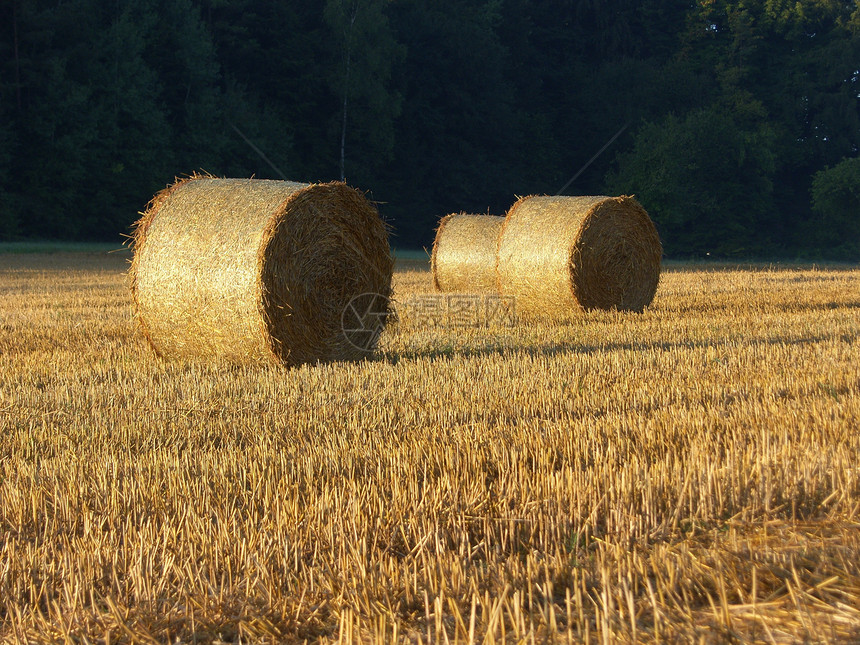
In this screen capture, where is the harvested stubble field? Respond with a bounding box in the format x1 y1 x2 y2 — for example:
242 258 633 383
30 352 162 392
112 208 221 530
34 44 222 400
1 251 859 644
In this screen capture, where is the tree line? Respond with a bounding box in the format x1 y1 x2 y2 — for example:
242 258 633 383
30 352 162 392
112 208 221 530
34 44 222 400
0 0 858 258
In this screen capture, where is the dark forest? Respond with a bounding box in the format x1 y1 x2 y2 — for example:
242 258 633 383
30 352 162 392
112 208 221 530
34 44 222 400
0 0 858 258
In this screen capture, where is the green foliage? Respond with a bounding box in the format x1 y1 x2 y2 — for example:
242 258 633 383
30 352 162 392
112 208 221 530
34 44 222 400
607 108 777 257
0 109 15 239
83 0 172 238
12 1 101 238
810 157 860 259
149 0 223 171
324 0 404 183
0 0 857 255
2 0 171 239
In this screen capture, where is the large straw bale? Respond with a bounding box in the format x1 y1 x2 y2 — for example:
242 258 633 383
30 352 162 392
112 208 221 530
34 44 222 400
497 195 661 317
130 176 392 366
431 213 504 292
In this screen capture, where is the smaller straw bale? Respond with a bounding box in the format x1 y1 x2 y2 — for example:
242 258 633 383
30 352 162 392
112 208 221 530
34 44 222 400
431 213 504 293
497 195 661 317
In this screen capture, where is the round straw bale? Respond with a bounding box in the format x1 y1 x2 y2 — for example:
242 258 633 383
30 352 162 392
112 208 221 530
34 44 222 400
432 213 504 292
130 176 392 366
497 195 661 317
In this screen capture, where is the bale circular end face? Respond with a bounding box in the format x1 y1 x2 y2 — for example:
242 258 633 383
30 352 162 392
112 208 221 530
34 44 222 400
129 177 393 366
497 195 661 317
431 213 504 293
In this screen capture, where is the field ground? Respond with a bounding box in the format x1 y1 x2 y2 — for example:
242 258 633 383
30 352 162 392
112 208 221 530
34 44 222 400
0 242 125 255
1 251 859 644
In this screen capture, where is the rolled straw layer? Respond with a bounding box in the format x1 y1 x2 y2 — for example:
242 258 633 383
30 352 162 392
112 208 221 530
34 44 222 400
497 195 661 317
130 176 392 366
432 213 504 292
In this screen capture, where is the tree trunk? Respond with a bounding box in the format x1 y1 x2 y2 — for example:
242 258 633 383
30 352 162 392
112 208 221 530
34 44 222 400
339 48 350 181
339 1 358 182
13 1 21 112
